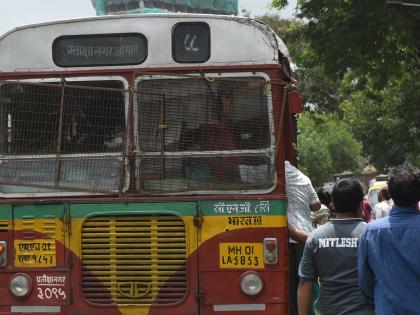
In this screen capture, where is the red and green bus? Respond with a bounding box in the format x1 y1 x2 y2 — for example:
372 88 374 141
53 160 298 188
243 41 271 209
0 14 302 315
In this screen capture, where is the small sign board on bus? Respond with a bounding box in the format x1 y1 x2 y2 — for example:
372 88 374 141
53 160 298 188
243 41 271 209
52 33 147 67
14 239 56 267
172 22 210 63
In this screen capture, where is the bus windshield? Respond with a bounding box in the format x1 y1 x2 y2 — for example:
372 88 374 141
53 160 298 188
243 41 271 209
0 74 275 196
0 79 126 194
136 75 274 193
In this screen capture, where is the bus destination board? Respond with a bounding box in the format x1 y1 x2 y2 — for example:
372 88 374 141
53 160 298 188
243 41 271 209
53 33 147 67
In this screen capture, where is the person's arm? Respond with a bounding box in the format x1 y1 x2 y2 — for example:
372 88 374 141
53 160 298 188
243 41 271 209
297 279 314 315
298 234 318 314
308 184 321 212
288 224 310 243
357 231 375 302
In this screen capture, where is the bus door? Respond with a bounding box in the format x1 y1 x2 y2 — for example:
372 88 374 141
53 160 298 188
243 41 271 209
69 202 200 315
11 204 70 313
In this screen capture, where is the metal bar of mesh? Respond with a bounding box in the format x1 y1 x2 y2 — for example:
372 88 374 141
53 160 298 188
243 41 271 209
54 81 66 187
159 94 166 180
134 72 287 86
118 89 131 194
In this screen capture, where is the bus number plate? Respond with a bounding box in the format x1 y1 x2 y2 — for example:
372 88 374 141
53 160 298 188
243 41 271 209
219 243 264 269
14 239 56 267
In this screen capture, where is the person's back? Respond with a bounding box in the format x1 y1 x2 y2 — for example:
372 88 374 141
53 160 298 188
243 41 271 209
285 161 319 235
358 164 420 315
298 179 374 315
306 220 371 314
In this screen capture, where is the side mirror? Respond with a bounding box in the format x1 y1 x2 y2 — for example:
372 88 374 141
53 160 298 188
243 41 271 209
288 90 303 114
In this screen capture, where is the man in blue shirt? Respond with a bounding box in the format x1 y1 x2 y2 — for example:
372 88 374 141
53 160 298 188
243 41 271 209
358 164 420 315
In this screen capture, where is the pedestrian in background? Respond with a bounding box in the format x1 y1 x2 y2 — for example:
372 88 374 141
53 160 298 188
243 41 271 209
372 188 392 220
362 200 372 223
298 179 374 315
285 160 321 315
358 164 420 315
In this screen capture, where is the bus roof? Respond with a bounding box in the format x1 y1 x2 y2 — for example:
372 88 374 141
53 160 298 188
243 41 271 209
0 14 290 72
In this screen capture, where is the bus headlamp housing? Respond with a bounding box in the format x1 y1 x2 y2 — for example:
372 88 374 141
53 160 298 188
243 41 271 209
10 274 32 298
240 272 263 296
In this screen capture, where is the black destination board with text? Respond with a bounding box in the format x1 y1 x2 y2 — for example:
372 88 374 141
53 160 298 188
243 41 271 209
53 33 147 67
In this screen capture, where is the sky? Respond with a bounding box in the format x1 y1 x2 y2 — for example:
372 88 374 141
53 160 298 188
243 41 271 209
239 0 297 17
0 0 297 36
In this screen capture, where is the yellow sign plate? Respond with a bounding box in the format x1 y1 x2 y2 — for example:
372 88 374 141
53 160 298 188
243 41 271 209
219 243 264 269
14 239 56 268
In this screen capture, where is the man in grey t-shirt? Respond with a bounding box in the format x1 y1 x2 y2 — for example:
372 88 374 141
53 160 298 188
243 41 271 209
297 179 374 315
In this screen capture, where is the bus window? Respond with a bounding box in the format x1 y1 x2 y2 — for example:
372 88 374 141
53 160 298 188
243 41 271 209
136 75 274 193
0 80 126 193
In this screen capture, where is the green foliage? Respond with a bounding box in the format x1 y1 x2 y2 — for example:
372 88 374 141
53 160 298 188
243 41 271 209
267 1 420 172
294 0 420 83
405 140 420 167
341 74 420 171
298 130 332 187
297 112 363 187
257 15 341 111
270 0 289 9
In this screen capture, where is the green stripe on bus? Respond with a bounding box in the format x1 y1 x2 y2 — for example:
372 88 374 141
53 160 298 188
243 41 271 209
0 204 12 220
2 200 287 219
13 205 65 220
69 202 198 217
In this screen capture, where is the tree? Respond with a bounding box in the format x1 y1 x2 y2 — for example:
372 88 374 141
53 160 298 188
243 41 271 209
271 0 420 83
269 1 420 170
257 15 342 112
297 112 363 187
341 73 420 171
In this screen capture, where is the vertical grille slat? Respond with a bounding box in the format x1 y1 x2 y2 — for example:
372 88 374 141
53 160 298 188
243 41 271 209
81 215 187 305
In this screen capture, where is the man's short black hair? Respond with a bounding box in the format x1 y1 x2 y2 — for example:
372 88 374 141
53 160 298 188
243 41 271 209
317 188 331 206
388 164 420 207
332 179 364 213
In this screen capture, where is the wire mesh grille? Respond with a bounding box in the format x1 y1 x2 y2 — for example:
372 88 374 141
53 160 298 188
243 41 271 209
136 75 275 193
81 215 187 305
0 75 276 194
0 80 126 193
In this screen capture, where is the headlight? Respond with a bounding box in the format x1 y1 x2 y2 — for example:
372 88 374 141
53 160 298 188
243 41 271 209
240 272 263 296
10 274 32 298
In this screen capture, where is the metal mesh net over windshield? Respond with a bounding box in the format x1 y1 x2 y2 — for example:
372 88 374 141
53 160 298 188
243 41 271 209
0 80 126 193
0 75 276 195
136 75 275 193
